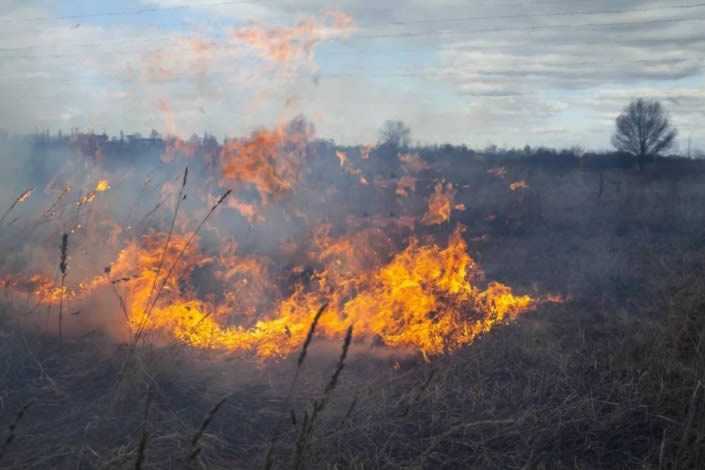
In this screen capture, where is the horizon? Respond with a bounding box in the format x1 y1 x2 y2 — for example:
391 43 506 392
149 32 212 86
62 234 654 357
2 125 700 157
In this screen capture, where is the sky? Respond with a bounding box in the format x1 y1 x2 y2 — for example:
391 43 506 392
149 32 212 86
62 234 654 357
0 0 703 151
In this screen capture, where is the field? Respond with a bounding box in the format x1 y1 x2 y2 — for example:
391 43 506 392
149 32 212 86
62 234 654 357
1 135 705 469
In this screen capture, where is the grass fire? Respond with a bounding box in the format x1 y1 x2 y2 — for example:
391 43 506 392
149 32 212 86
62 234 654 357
2 2 705 469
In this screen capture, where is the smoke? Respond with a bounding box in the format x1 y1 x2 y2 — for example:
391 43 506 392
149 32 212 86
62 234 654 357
0 115 540 359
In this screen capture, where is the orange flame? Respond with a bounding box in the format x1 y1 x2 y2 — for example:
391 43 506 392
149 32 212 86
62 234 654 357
220 119 313 205
422 182 458 226
233 11 354 66
115 226 535 358
510 180 529 191
17 188 33 203
336 151 368 185
400 153 429 174
95 180 111 192
7 225 535 360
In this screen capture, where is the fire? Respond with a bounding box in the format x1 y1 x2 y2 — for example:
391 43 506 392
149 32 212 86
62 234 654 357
126 225 534 358
5 223 535 360
422 182 458 225
17 188 33 203
95 180 111 192
226 197 263 224
336 151 368 185
510 180 529 191
2 272 110 306
400 153 429 174
233 11 354 66
0 116 544 362
396 176 417 198
220 118 313 205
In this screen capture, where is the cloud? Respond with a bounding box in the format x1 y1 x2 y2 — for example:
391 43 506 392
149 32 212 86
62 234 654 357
0 0 703 148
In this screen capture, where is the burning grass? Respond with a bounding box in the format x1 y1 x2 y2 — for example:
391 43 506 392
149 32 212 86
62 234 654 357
1 262 704 468
2 127 705 468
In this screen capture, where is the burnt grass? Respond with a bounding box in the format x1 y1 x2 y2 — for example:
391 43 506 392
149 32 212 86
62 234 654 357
2 160 705 469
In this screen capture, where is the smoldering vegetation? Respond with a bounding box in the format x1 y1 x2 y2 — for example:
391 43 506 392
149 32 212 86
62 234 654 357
1 127 705 469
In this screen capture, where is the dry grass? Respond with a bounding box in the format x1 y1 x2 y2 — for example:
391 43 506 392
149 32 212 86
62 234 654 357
1 247 705 469
1 163 705 469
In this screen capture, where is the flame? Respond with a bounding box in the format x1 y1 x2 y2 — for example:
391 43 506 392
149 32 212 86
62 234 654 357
17 188 33 203
396 176 417 198
219 119 313 205
510 180 529 191
422 182 457 226
336 151 368 185
233 11 354 66
400 153 429 174
226 197 263 224
95 180 111 192
2 272 110 305
6 225 535 360
78 192 97 206
115 226 535 358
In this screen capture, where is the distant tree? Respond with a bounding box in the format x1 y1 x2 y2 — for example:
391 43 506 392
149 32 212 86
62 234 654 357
612 98 677 170
378 120 411 148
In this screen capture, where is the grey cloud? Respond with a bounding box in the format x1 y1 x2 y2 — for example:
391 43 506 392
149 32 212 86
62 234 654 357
0 0 703 148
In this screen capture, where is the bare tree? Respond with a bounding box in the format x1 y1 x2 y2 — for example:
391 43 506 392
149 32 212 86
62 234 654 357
378 120 411 148
612 98 677 170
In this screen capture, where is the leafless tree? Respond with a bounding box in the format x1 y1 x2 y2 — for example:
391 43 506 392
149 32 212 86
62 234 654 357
379 120 411 148
612 98 677 170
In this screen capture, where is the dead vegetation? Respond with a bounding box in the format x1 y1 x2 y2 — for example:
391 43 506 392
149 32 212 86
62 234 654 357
1 241 704 469
2 149 705 468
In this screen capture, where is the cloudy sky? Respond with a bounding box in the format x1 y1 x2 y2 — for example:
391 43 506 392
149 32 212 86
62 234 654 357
1 0 704 150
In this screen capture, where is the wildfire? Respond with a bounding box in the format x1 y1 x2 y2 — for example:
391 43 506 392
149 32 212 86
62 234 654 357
5 223 536 360
3 217 539 360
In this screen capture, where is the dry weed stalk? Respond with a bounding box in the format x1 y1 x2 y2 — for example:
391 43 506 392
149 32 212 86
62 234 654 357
676 381 703 467
143 167 188 318
292 326 353 470
263 303 328 470
58 232 69 342
134 187 231 343
189 395 229 462
0 401 32 462
0 188 33 229
134 386 153 470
